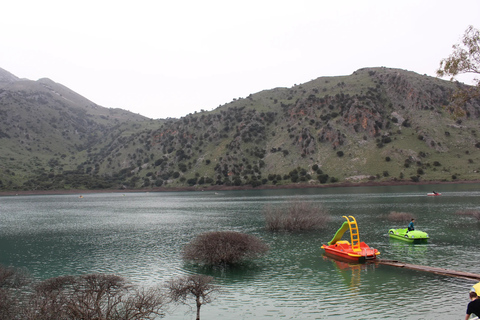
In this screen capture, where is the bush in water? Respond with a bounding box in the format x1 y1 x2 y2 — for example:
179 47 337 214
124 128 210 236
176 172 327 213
455 210 480 220
182 231 269 266
264 200 330 231
387 211 414 222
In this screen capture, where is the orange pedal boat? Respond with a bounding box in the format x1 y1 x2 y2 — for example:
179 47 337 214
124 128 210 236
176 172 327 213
321 215 380 263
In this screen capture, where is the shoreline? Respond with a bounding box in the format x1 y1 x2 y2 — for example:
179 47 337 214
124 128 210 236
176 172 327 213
1 179 478 197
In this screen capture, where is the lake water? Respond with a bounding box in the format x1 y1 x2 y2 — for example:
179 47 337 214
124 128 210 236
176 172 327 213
1 183 480 319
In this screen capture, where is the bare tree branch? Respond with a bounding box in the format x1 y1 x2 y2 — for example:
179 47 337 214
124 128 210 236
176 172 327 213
166 274 219 320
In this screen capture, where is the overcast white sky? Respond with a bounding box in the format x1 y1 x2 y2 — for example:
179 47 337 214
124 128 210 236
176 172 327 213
2 1 479 119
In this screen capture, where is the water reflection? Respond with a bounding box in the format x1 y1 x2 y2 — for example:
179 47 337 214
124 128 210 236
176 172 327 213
322 255 371 291
388 238 429 258
181 261 266 283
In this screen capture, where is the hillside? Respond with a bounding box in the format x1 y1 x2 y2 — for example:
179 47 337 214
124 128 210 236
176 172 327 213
0 67 157 190
1 67 480 192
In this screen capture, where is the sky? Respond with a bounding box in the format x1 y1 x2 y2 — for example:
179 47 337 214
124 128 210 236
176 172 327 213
1 1 480 119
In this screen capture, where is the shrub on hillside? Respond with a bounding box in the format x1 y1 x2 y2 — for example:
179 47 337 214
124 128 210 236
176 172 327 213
410 176 420 182
265 200 330 231
318 174 329 183
182 231 269 266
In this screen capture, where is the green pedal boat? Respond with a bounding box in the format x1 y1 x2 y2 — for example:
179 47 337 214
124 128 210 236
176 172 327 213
388 228 429 243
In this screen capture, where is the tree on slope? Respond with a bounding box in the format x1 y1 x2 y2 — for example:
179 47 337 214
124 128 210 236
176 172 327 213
437 25 480 115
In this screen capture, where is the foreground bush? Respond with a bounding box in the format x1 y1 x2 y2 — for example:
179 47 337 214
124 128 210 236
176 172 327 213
264 200 330 231
0 265 166 320
0 265 31 319
26 274 166 320
455 210 480 220
182 231 269 266
387 211 414 222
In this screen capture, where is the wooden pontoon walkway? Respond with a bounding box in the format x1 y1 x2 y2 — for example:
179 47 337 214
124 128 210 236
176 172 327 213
376 259 480 281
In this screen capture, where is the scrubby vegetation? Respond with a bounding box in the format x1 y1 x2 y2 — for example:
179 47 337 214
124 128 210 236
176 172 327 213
387 211 414 222
0 265 30 319
265 200 330 231
0 266 166 320
182 231 269 266
0 264 227 320
454 209 480 220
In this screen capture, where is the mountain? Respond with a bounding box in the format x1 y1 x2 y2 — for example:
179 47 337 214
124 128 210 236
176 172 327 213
0 68 155 190
0 67 19 83
1 67 479 192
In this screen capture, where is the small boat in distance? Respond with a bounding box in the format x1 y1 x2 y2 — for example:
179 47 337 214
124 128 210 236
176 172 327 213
427 191 441 196
321 216 380 263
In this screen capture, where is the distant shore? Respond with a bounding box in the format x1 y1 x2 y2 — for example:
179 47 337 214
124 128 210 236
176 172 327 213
1 179 479 197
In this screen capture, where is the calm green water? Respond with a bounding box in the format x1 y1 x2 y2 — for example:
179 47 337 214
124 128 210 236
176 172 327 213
1 183 480 319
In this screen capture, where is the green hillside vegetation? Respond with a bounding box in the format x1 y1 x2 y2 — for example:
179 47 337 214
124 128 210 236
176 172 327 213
1 66 479 192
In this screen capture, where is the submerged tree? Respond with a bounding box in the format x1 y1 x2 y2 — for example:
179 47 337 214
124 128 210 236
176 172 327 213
264 200 330 231
166 274 218 320
0 264 31 319
437 25 480 115
387 211 414 222
0 265 167 320
182 231 269 266
454 209 480 220
25 273 166 320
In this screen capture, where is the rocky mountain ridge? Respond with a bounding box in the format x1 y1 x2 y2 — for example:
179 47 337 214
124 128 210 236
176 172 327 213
1 66 479 191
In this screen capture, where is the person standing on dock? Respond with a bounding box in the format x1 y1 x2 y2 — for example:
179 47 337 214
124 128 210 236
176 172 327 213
465 291 480 320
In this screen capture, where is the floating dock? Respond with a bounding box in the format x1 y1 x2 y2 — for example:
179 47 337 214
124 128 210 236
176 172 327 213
376 259 480 281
